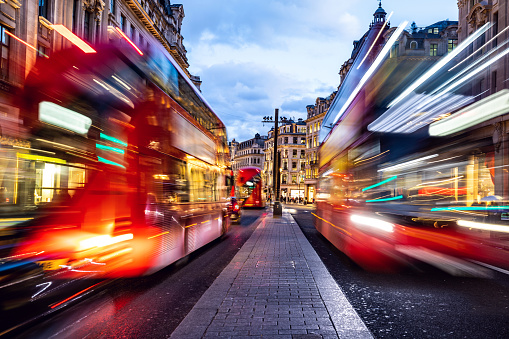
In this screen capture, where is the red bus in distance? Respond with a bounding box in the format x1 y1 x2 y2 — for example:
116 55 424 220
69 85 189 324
236 167 265 208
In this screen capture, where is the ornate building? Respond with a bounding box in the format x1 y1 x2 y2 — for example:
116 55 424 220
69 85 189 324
263 119 306 202
230 134 266 174
0 0 198 143
304 93 336 202
456 0 509 193
394 20 458 58
457 0 507 99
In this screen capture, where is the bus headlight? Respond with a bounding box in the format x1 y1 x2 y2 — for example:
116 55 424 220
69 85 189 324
350 214 394 233
77 233 133 251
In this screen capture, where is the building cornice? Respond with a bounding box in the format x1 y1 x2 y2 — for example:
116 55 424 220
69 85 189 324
125 0 191 77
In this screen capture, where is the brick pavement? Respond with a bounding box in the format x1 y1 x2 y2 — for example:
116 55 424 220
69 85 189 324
169 210 372 339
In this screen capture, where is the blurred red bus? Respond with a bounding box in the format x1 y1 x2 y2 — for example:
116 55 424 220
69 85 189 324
314 25 509 274
236 167 265 208
7 44 232 278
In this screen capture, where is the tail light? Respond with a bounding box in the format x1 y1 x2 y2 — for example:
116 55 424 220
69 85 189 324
233 203 240 211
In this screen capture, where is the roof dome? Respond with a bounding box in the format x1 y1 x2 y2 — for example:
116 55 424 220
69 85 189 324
372 1 386 25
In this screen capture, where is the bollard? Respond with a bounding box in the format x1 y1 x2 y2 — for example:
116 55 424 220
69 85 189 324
273 201 282 216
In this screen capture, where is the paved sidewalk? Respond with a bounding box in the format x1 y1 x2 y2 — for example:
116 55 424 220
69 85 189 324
170 211 372 339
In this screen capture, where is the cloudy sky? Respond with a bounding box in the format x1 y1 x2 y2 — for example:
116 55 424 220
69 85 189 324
178 0 459 142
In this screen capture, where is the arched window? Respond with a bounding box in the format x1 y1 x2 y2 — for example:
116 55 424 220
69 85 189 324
410 41 418 49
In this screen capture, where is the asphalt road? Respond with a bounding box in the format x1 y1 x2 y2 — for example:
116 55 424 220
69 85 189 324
9 205 509 338
288 204 509 339
9 208 266 339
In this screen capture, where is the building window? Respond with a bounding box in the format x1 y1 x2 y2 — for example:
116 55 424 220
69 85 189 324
300 138 305 144
301 150 305 158
433 27 439 34
84 10 92 42
72 0 79 32
410 41 417 49
430 43 438 56
293 137 297 144
131 24 135 39
293 150 297 156
292 162 297 170
390 42 399 58
282 174 287 184
493 12 499 48
110 0 116 14
121 14 126 32
37 44 47 58
491 71 497 94
448 39 457 53
428 28 432 34
292 175 297 184
284 137 288 144
0 26 9 80
39 0 49 19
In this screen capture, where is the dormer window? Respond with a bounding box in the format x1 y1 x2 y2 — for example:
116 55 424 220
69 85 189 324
410 41 418 49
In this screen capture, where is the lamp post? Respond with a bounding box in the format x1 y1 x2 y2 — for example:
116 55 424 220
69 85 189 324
262 109 288 216
298 170 303 203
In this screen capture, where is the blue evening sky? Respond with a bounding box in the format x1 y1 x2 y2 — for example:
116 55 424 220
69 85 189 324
178 0 459 141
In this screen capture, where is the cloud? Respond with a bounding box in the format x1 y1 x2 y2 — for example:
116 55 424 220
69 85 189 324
178 0 459 141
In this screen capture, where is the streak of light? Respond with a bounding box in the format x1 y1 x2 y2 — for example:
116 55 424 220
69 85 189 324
356 11 393 69
435 41 509 95
430 88 509 136
333 20 408 125
312 213 351 236
351 214 394 232
362 175 397 192
431 47 509 100
112 75 132 90
365 195 403 203
97 156 126 168
5 31 49 58
78 233 133 251
50 282 103 309
115 27 143 55
470 260 509 275
2 251 44 260
148 231 169 239
32 282 52 299
414 176 464 187
388 22 492 108
354 150 390 164
98 247 132 262
449 25 509 72
96 143 125 154
378 154 439 172
50 25 96 53
457 219 509 233
431 206 509 211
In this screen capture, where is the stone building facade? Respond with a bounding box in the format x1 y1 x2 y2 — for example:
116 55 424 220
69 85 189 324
456 0 509 195
263 119 306 202
304 93 336 202
0 0 196 143
457 0 507 99
230 133 266 174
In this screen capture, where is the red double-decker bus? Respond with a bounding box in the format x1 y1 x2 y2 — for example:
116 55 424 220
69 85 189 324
6 43 232 279
236 167 265 208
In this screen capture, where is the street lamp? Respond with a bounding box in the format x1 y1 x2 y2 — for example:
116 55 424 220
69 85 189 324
298 170 304 203
262 109 288 216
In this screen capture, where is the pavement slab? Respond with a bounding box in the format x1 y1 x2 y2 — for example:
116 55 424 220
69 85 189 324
169 210 373 338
